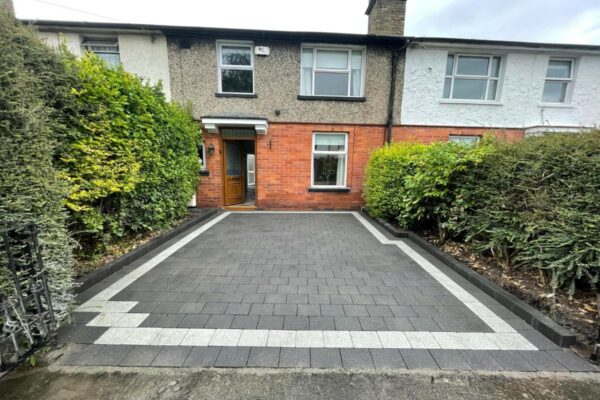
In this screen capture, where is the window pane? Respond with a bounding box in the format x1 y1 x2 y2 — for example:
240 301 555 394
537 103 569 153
226 142 242 176
351 50 362 69
546 60 571 78
221 46 251 66
487 80 498 100
315 134 345 151
446 54 454 75
314 72 349 96
452 78 486 100
443 78 452 98
96 52 120 66
221 69 253 93
301 68 313 95
302 48 313 67
316 50 349 69
542 81 568 102
313 154 345 186
198 143 205 169
350 69 362 96
491 57 501 77
456 56 489 76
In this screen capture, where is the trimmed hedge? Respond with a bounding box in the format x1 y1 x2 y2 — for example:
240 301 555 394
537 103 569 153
58 54 201 254
0 7 74 315
364 131 600 295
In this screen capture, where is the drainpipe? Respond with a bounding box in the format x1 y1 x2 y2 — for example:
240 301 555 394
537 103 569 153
385 39 411 144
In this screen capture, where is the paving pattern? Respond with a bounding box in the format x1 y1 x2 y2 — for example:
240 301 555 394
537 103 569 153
57 212 597 372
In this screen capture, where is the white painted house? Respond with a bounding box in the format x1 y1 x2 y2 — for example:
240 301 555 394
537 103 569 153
32 21 171 100
401 39 600 137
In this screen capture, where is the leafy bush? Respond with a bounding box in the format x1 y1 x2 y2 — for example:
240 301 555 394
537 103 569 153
364 139 493 236
0 7 73 314
453 131 600 293
58 54 201 254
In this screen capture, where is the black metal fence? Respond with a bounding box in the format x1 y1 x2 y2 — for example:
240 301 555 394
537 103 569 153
0 224 55 372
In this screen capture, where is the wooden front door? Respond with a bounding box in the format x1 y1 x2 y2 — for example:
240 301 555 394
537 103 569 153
223 140 245 205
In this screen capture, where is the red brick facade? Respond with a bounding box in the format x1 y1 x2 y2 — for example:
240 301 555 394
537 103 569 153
196 123 525 210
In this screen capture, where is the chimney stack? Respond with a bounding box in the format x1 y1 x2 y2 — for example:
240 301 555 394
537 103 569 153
366 0 407 36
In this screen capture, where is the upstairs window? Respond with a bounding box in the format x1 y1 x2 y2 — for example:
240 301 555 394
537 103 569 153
444 54 501 101
218 42 254 94
301 46 365 97
81 36 120 66
542 59 574 103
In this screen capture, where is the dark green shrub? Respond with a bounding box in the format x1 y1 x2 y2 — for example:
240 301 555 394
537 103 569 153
0 7 73 314
58 54 201 254
364 139 493 237
454 131 600 293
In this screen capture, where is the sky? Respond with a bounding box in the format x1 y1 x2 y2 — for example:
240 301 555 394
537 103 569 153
13 0 600 45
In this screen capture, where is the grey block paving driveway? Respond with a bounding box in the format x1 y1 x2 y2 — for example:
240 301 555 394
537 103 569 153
58 212 597 372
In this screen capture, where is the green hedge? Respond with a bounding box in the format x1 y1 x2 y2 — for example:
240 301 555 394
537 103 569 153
364 131 600 295
58 54 201 254
0 8 74 314
364 139 493 234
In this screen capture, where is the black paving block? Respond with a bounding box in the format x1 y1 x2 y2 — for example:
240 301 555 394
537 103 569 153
258 316 284 330
215 347 251 367
518 351 568 372
178 314 209 329
370 349 407 369
231 315 260 329
334 316 362 331
311 348 342 368
489 350 537 372
460 350 504 371
400 349 439 370
547 350 597 372
279 348 311 368
58 344 105 366
58 326 108 344
309 317 335 330
183 347 221 367
341 349 375 369
150 346 191 367
119 346 161 366
247 347 281 367
430 350 471 370
204 314 235 329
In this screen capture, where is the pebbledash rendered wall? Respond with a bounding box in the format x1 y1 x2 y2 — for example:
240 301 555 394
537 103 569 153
37 30 172 100
167 38 403 124
401 44 600 129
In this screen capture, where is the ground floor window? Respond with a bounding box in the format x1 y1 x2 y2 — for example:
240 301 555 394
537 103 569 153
312 133 347 187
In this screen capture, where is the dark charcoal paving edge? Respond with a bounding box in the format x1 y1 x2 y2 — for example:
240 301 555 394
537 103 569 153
359 208 577 348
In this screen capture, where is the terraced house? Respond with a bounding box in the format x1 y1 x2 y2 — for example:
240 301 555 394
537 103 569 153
29 0 600 210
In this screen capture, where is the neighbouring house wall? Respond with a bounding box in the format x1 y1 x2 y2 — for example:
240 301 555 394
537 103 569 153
393 125 525 143
36 30 171 100
401 46 600 128
168 38 404 124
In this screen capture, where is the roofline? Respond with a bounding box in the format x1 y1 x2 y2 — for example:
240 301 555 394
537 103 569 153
365 0 376 15
411 37 600 52
22 19 410 46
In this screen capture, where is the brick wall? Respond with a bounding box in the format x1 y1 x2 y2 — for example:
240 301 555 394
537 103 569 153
367 0 406 36
195 123 526 209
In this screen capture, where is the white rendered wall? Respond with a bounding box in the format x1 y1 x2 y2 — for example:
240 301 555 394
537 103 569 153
36 30 170 100
401 46 600 128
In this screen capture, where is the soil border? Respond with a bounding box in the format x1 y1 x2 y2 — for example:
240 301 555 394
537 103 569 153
360 208 577 347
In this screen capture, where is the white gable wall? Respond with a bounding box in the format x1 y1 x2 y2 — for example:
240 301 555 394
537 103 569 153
36 30 171 100
401 45 600 129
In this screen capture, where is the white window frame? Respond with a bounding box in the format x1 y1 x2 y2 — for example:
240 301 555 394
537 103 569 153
542 58 575 104
198 141 207 171
80 35 120 65
217 40 255 95
444 53 502 102
300 44 366 97
311 132 348 188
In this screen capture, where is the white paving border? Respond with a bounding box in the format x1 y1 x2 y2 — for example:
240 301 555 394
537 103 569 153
75 211 536 351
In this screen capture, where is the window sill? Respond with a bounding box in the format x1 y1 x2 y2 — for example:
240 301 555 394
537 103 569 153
538 102 574 109
200 170 210 177
298 95 366 102
439 99 503 106
308 187 351 193
215 93 257 99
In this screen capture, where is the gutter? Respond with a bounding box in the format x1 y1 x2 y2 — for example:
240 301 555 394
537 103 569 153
385 39 411 144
